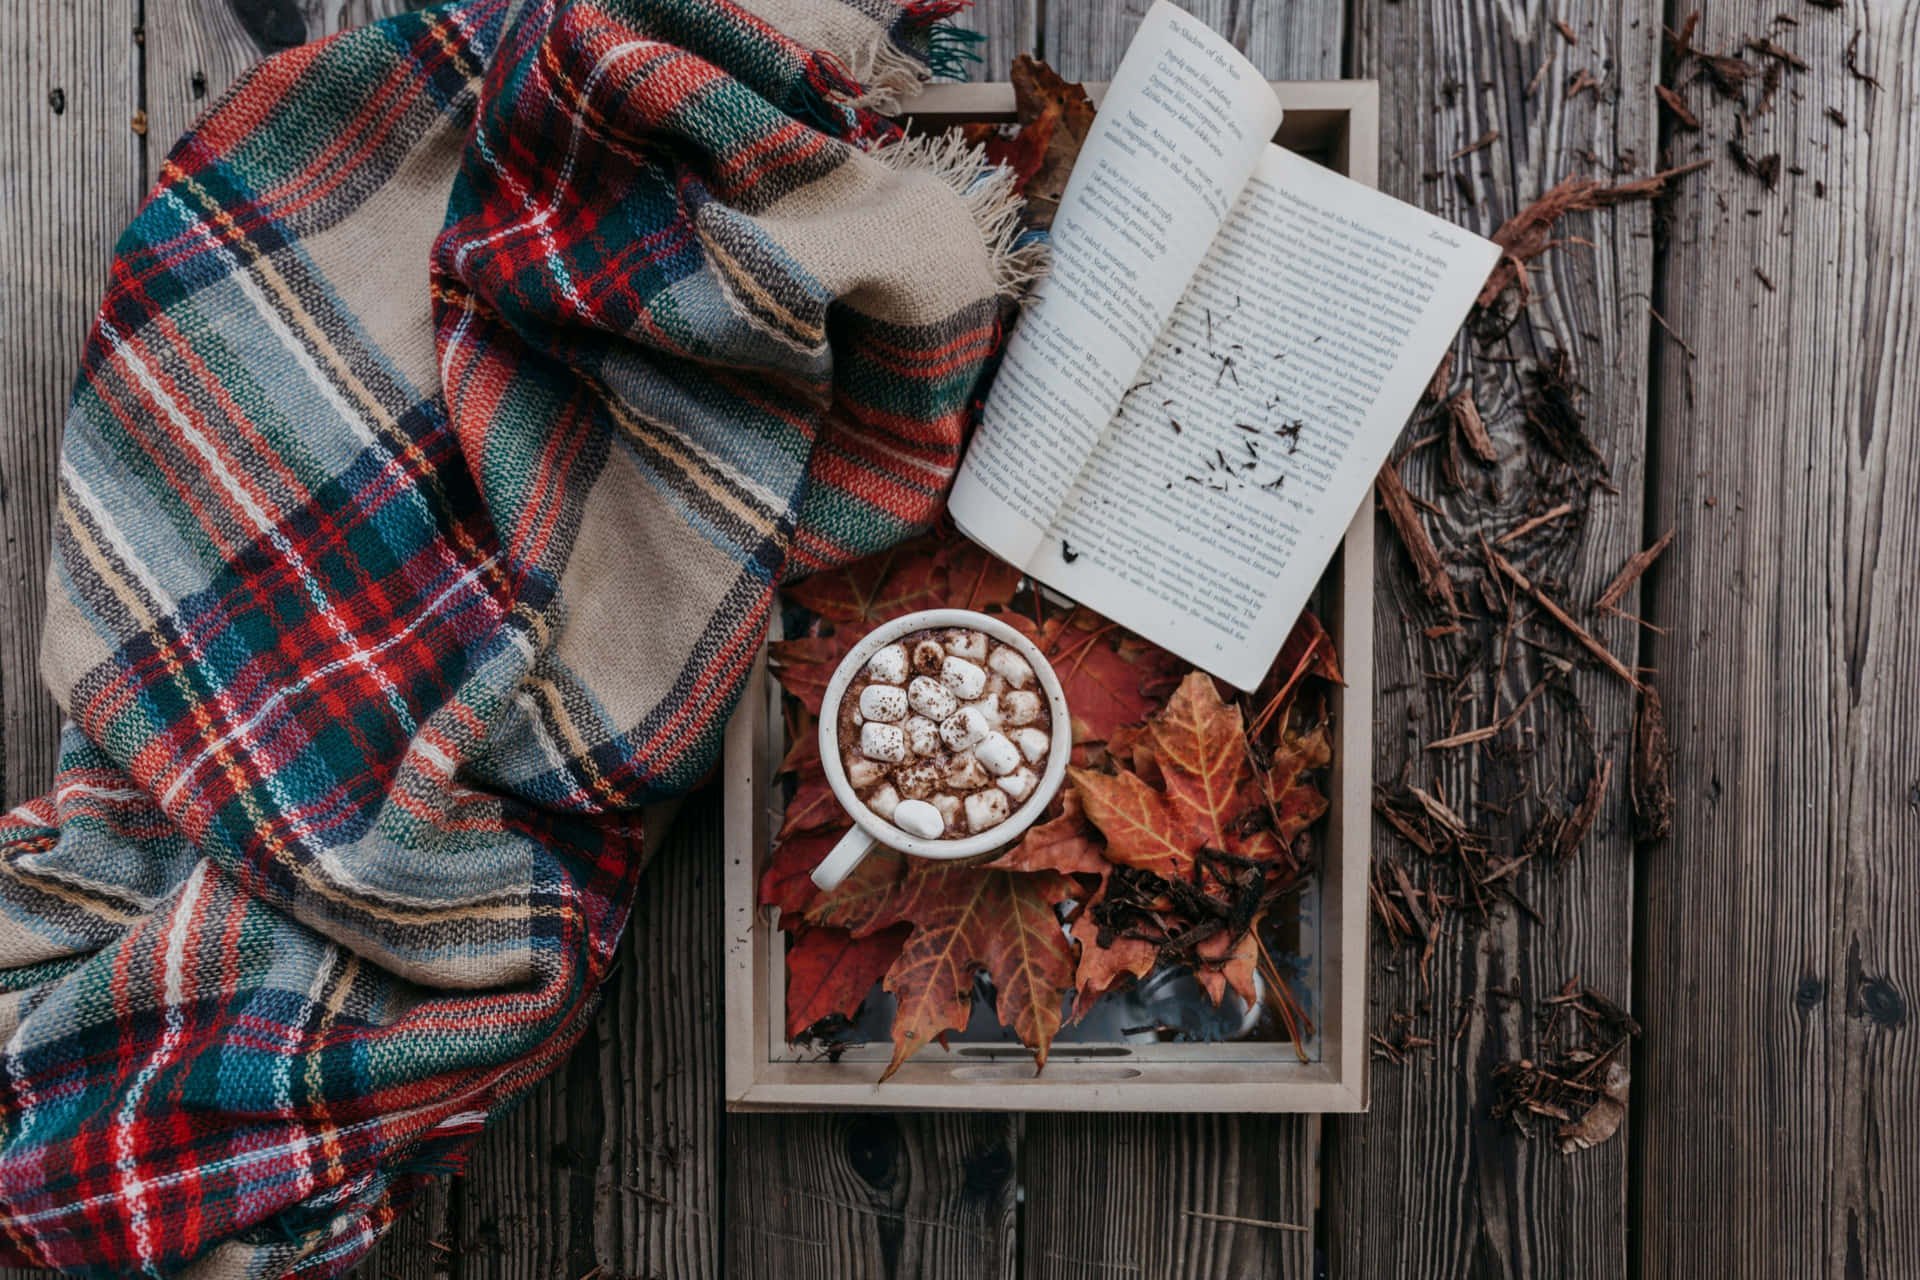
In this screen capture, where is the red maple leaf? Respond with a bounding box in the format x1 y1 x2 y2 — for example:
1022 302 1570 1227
1004 608 1182 746
758 826 848 919
767 634 854 717
808 859 1077 1078
783 923 911 1041
782 536 949 626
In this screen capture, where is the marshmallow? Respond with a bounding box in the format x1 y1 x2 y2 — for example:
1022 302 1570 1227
997 767 1038 802
847 757 886 788
912 639 946 675
892 798 946 839
987 646 1035 688
866 643 909 685
930 793 962 831
860 722 906 763
941 656 987 700
895 762 940 799
903 715 939 757
946 752 989 790
939 706 989 752
908 676 958 721
865 784 901 820
944 629 988 662
859 683 908 723
965 696 1002 730
964 788 1011 832
975 732 1021 776
1003 690 1043 726
1011 727 1050 763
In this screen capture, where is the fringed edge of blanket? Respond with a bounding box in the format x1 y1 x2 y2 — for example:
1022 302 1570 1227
869 129 1049 297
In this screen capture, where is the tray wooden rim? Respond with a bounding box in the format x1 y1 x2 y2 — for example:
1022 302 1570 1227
721 79 1377 1113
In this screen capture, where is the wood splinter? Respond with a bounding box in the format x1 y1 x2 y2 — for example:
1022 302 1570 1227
1377 464 1459 617
1490 550 1645 690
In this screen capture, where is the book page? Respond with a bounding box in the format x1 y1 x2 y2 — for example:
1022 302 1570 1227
948 1 1281 568
1028 144 1502 688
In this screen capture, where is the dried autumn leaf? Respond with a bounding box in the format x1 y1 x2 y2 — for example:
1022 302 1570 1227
810 861 1076 1078
1557 1056 1630 1153
1008 54 1096 229
758 825 848 919
775 770 842 840
985 788 1107 878
960 110 1057 190
1254 611 1342 735
939 538 1024 613
1070 766 1203 879
1263 717 1334 847
783 535 948 626
1005 609 1181 745
784 923 911 1041
767 633 853 716
777 725 821 777
1069 878 1158 1013
1194 926 1260 1008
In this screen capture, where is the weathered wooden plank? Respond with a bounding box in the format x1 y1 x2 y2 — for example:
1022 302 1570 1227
1041 0 1343 85
998 8 1339 1278
0 2 140 1275
352 1179 452 1280
0 0 144 809
1323 0 1660 1275
946 0 1034 81
1022 1114 1315 1278
455 793 722 1280
725 1112 1019 1278
1636 4 1920 1276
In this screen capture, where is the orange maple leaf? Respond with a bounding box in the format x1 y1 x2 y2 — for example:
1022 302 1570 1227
1071 672 1284 878
1068 878 1158 1014
985 789 1108 878
808 860 1076 1078
783 535 950 626
1194 925 1260 1009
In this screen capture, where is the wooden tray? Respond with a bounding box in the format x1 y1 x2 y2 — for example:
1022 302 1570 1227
722 80 1377 1112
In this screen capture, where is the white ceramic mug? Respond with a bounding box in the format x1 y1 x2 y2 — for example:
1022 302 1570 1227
810 608 1073 892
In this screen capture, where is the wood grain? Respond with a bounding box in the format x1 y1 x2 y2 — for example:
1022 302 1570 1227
0 0 143 808
1022 1114 1315 1278
1041 0 1343 86
1636 2 1920 1275
946 0 1035 81
725 1112 1019 1279
1324 1 1659 1276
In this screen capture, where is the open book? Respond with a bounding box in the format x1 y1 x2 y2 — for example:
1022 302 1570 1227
949 1 1499 689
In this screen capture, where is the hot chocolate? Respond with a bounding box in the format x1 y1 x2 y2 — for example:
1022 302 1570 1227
838 626 1053 840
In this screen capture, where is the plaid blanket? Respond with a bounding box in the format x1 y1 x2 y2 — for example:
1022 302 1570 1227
0 0 1026 1273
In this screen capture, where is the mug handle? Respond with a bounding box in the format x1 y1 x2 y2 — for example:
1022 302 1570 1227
810 826 877 893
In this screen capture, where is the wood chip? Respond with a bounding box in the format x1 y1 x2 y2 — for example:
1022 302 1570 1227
1845 30 1881 91
1491 551 1645 690
1592 528 1675 613
1656 83 1700 130
1555 758 1613 858
1377 464 1459 616
1479 160 1712 308
1423 349 1455 405
1450 129 1499 161
1558 1056 1630 1153
1744 37 1806 70
1553 17 1577 45
1447 389 1498 464
1632 686 1674 842
1754 266 1776 292
1496 501 1576 546
1565 69 1601 99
